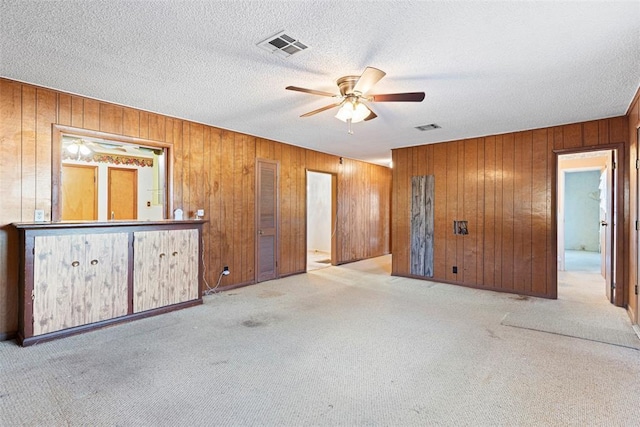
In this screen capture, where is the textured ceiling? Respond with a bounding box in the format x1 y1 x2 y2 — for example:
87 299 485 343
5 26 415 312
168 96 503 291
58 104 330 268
1 1 639 165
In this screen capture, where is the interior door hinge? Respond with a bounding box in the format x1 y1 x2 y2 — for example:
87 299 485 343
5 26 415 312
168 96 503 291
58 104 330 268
636 159 639 169
31 290 35 301
612 161 616 170
636 220 638 231
635 285 638 295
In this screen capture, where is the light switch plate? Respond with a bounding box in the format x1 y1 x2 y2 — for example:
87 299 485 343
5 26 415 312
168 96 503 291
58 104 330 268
34 209 45 222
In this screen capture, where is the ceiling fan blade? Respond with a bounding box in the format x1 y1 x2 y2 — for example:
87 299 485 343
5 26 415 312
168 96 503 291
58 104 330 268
300 103 342 117
353 67 386 94
369 92 425 102
364 108 377 121
286 86 337 97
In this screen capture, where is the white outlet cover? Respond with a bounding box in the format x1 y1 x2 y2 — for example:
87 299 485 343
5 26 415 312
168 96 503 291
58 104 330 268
34 210 45 222
197 209 204 217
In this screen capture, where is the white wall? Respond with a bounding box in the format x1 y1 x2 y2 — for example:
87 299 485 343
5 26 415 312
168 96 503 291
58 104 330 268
564 170 600 251
307 171 332 253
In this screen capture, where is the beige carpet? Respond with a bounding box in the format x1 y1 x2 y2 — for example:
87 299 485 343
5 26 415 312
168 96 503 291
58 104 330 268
502 269 640 350
1 255 639 426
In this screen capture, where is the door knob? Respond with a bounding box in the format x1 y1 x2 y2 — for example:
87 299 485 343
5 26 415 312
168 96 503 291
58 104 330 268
258 230 263 235
600 221 608 226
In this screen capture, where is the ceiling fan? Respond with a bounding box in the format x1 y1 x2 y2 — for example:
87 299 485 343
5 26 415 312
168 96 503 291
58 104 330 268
286 66 425 133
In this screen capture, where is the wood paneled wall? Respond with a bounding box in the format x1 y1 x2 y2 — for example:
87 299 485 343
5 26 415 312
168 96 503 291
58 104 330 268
392 117 629 302
0 78 391 337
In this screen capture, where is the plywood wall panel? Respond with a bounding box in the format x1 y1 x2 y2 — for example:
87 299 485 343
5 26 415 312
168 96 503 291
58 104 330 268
139 111 150 139
563 123 583 149
609 116 627 143
493 135 504 288
83 98 100 131
148 114 166 142
482 136 496 286
0 79 23 335
598 120 610 145
21 86 37 222
122 107 140 137
71 96 84 128
583 121 599 147
463 139 478 285
392 116 630 301
99 103 123 135
35 89 56 219
242 135 256 282
57 94 72 126
445 142 458 282
531 129 549 295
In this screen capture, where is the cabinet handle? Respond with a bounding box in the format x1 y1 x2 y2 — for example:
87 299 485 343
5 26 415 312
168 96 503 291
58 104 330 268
160 253 166 258
90 259 99 265
172 251 178 256
71 261 80 267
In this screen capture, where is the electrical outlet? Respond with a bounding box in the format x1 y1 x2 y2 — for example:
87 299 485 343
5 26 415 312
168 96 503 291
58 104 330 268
34 209 45 222
196 209 204 217
452 266 458 274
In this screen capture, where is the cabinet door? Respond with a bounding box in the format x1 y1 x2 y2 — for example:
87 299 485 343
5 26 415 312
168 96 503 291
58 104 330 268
133 230 166 312
168 228 199 303
33 233 131 336
133 228 199 312
83 233 129 324
33 235 85 335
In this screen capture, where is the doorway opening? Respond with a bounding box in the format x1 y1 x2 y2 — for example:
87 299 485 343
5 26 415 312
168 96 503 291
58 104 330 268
557 149 616 304
306 171 337 271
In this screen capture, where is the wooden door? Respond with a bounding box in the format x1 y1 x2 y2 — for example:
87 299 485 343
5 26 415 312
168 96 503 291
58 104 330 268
61 164 98 220
108 167 137 220
604 150 615 303
256 159 279 282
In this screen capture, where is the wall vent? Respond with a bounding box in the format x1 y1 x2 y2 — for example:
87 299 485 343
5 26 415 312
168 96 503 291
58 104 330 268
415 124 441 131
257 31 309 59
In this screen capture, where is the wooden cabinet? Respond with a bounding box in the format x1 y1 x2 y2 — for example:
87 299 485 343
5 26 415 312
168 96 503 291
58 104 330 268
14 220 204 346
32 233 129 335
133 229 199 312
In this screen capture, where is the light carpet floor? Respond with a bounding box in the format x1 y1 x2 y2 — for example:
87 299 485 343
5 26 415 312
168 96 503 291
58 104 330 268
1 255 639 426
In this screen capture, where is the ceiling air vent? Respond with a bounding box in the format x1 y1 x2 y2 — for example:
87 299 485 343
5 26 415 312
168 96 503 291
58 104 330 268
415 123 441 131
257 31 309 59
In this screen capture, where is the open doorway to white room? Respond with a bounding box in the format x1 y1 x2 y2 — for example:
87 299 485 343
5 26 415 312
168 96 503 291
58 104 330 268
557 149 616 304
306 171 336 271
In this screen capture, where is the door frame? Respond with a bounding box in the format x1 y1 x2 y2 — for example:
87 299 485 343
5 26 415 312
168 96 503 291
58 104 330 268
255 158 280 283
554 144 625 306
305 169 338 267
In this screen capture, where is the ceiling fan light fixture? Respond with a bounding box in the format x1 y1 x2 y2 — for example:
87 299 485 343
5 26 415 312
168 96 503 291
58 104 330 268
335 102 353 122
335 101 370 124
